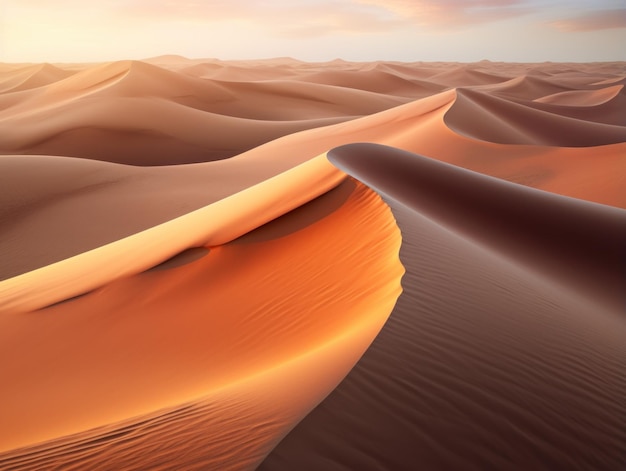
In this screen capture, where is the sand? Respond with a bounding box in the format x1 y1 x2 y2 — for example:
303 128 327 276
0 58 624 470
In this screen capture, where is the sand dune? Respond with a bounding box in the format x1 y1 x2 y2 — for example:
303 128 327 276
427 63 511 87
445 87 626 146
0 178 403 469
0 60 408 163
292 68 445 98
527 86 626 125
0 153 348 312
330 144 625 312
0 59 624 470
534 83 623 106
0 97 349 164
0 63 75 93
261 144 625 471
483 74 575 100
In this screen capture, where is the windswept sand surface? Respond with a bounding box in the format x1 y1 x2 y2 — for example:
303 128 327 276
1 58 625 470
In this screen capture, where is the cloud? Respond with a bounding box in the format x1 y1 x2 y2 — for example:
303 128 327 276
269 3 405 38
352 0 535 29
113 0 402 36
549 8 626 32
3 0 541 40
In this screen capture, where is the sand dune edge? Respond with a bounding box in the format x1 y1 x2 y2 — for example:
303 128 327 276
260 143 625 471
0 153 345 313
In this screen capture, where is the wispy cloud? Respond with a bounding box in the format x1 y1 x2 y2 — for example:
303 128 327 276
113 0 402 37
269 3 404 38
5 0 626 63
549 8 626 32
353 0 535 29
106 0 536 35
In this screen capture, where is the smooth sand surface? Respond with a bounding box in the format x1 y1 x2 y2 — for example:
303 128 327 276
0 179 403 468
1 58 624 470
262 148 625 470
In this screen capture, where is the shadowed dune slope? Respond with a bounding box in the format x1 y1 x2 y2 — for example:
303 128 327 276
261 143 626 471
534 84 623 106
291 69 445 98
445 88 626 146
0 97 347 165
483 74 575 100
1 60 625 164
0 60 406 163
329 144 625 312
427 64 511 87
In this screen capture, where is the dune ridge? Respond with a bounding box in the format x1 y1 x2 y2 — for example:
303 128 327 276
445 87 626 146
330 144 625 312
261 143 626 471
0 178 404 469
0 153 344 313
534 84 623 106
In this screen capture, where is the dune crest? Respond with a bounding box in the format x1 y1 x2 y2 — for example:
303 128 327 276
534 84 623 106
0 154 344 313
445 88 626 146
262 143 626 471
329 144 625 312
0 178 404 469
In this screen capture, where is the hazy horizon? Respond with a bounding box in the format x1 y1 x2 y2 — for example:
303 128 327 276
2 0 625 63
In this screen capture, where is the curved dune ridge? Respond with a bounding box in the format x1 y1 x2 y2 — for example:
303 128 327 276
445 87 626 146
0 177 404 469
0 153 346 313
533 84 623 106
0 59 625 470
261 144 625 471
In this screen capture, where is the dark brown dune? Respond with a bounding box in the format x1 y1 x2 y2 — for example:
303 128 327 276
328 144 626 312
261 143 626 471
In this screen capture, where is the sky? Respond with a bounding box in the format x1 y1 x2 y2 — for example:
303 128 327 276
1 0 625 63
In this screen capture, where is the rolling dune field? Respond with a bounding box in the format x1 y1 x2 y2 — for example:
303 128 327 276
0 58 624 470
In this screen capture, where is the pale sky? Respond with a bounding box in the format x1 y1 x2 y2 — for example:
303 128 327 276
1 0 625 63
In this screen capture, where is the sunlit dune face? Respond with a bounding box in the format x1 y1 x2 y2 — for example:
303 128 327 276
0 180 403 469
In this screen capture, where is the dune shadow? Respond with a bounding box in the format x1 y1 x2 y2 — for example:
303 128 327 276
39 291 93 310
147 247 210 272
233 179 356 245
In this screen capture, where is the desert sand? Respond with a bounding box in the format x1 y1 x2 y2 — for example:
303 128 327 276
0 58 624 470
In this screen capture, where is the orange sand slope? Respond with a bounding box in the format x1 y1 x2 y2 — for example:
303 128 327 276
0 179 403 469
0 154 346 312
0 59 625 470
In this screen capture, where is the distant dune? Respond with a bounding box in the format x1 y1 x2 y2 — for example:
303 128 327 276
0 58 624 470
